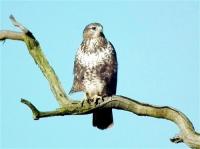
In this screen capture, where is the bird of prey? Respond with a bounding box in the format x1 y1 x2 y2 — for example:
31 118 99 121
69 23 118 130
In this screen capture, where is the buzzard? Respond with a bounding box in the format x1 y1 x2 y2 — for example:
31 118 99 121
70 23 118 129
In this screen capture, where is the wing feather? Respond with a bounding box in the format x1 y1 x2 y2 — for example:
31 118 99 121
69 47 85 94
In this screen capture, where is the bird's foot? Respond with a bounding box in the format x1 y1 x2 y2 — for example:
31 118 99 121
93 95 104 105
81 98 95 107
84 95 104 106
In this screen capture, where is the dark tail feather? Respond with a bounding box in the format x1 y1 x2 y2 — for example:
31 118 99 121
93 108 113 130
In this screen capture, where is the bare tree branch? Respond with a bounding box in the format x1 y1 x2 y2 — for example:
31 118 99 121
4 15 70 106
0 30 24 41
1 15 200 149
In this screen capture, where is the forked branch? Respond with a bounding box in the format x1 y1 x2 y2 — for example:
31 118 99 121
1 15 199 148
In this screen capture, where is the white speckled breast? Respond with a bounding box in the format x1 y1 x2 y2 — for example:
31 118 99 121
76 39 112 69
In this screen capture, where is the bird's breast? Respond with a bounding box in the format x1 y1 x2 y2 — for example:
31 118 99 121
76 47 112 69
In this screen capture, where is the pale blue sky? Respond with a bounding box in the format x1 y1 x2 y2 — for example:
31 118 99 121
1 0 199 149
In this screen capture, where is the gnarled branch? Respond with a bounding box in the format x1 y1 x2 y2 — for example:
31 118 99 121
1 15 200 149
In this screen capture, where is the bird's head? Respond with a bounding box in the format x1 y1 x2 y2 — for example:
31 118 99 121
83 23 105 39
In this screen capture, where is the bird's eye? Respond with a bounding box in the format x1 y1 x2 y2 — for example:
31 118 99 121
91 27 96 30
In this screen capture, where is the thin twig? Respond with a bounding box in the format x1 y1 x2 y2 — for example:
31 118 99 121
9 15 29 33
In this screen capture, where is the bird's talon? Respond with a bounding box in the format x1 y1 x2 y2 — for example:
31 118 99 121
89 99 94 103
81 100 85 107
84 98 95 105
94 96 104 105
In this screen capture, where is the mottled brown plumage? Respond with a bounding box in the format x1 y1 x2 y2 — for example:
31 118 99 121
70 23 117 129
